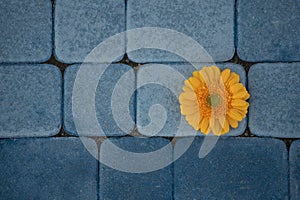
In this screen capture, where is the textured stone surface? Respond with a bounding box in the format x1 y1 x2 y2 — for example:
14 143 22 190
127 0 235 63
237 0 300 62
290 140 300 200
174 137 288 199
64 64 135 136
55 0 125 63
0 0 52 62
248 63 300 138
137 63 247 136
0 64 62 138
0 138 98 200
100 137 172 200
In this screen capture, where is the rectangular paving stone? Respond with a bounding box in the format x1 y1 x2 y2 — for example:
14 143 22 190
248 63 300 138
55 0 125 63
237 0 300 62
100 137 172 200
290 140 300 200
0 0 52 62
64 64 135 136
127 0 235 63
0 137 98 200
0 64 62 138
174 137 288 199
137 63 247 136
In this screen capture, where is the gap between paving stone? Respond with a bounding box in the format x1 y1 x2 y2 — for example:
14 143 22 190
43 50 297 152
39 2 295 161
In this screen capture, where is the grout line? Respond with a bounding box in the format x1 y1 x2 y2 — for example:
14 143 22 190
171 146 175 200
51 0 55 57
7 0 295 152
234 0 238 52
97 142 100 200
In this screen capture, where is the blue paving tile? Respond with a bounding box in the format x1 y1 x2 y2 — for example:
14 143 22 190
55 0 125 63
127 0 235 63
248 63 300 138
0 0 52 62
100 137 172 200
0 64 62 138
0 137 98 200
64 64 135 136
290 140 300 200
137 63 247 136
237 0 300 62
174 137 288 199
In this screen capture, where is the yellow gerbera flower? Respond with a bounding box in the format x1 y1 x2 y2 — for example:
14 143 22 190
179 66 250 136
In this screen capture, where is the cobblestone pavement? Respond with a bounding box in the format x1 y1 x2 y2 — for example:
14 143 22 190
0 0 299 199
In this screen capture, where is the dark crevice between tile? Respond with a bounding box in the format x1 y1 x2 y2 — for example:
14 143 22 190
233 0 238 51
282 138 298 152
97 140 100 200
45 53 70 137
44 53 70 73
171 151 175 200
52 126 72 137
238 127 256 137
115 53 141 69
280 138 296 200
43 0 70 137
228 51 256 74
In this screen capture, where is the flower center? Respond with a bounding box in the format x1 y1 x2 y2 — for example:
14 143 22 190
206 94 221 108
195 84 230 118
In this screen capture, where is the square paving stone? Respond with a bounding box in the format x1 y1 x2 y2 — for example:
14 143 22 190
64 64 135 136
55 0 125 63
174 137 288 200
237 0 300 62
0 64 62 138
100 137 172 200
248 63 300 138
290 140 300 200
0 0 52 62
0 137 98 200
137 63 247 137
127 0 235 63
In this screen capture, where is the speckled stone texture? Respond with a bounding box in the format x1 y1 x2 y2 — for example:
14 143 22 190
174 137 288 199
248 63 300 138
0 64 62 138
0 138 98 200
237 0 300 62
100 137 172 200
0 0 52 62
290 140 300 200
64 64 135 136
137 63 247 136
55 0 125 63
127 0 235 63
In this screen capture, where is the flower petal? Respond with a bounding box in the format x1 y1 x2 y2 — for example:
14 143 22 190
227 72 240 86
199 67 212 85
188 77 202 89
211 66 221 80
200 117 209 134
221 68 231 83
186 111 200 129
179 91 196 102
210 117 222 136
228 108 243 121
221 118 230 134
231 99 249 108
232 88 250 100
180 104 198 115
230 83 244 94
227 115 238 128
183 85 193 92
